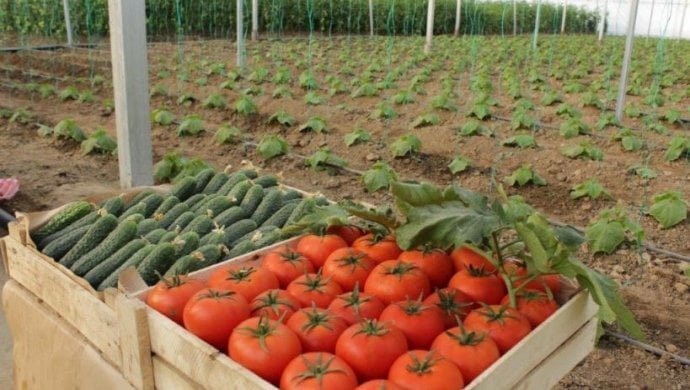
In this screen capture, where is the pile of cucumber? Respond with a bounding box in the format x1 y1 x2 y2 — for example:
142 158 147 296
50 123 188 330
30 168 324 290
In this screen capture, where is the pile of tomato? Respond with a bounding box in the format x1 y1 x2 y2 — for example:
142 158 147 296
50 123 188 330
146 226 561 390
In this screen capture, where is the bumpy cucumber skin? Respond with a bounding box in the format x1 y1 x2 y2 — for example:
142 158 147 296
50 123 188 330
37 211 99 249
223 219 259 247
231 225 276 247
253 175 279 188
285 198 316 226
253 229 283 249
140 193 164 217
237 169 258 179
71 219 138 276
261 202 298 228
226 180 252 205
182 193 206 209
157 203 190 229
239 184 264 216
281 190 303 203
97 244 155 290
83 239 147 287
42 225 91 261
136 219 160 236
59 214 119 268
217 173 248 196
153 196 180 216
181 215 214 236
199 229 226 246
32 201 93 242
136 243 177 285
122 214 145 225
202 173 229 194
250 188 283 226
159 231 178 243
194 168 216 193
213 206 248 228
125 190 155 210
190 194 218 213
170 176 197 201
227 240 255 258
168 211 196 232
164 244 223 276
100 196 126 217
144 228 167 244
118 202 147 222
172 231 200 258
202 196 233 218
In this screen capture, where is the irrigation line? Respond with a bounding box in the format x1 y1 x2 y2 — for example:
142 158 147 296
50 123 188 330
605 330 690 366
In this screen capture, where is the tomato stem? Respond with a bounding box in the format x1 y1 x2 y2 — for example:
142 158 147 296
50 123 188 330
490 231 518 309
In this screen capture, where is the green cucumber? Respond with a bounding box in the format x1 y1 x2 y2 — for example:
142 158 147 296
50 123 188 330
201 196 233 218
159 231 178 243
126 190 155 210
140 193 164 216
157 203 190 229
168 211 196 232
136 219 160 236
314 196 330 206
237 168 258 179
83 239 147 287
36 210 101 249
99 196 126 217
213 206 248 228
199 227 227 246
171 231 200 258
202 173 229 194
261 202 298 228
253 175 279 188
181 215 214 236
285 198 316 226
42 225 91 261
164 244 225 277
250 188 283 226
170 176 197 201
183 193 206 209
190 194 218 213
194 168 216 193
71 219 138 276
226 180 252 205
239 184 264 216
118 202 147 222
224 219 258 247
97 244 155 290
32 201 93 242
253 229 283 249
231 225 275 247
59 214 118 268
136 243 177 285
153 196 180 216
122 214 145 225
227 240 255 258
217 173 248 195
281 190 303 203
144 228 167 244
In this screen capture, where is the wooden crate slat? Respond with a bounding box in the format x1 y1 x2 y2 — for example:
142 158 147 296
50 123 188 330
514 318 598 389
152 357 203 390
468 290 598 389
4 236 123 368
115 291 155 389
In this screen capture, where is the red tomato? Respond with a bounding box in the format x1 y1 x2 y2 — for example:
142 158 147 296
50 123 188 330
463 305 532 353
448 267 506 305
328 225 366 246
352 234 402 264
261 245 315 288
500 290 558 327
356 380 404 390
397 248 454 288
228 317 302 384
431 326 500 383
146 275 205 325
388 350 464 390
379 299 446 349
208 265 280 302
287 273 343 308
423 288 475 329
323 247 376 291
364 260 431 305
182 288 250 350
250 289 301 322
335 319 409 381
297 234 348 268
450 246 496 273
328 286 386 325
281 352 358 390
502 261 561 294
287 307 349 353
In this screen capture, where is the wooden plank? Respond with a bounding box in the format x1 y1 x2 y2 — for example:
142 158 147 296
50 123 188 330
424 0 435 53
146 308 274 390
107 0 154 188
468 290 598 389
0 238 8 273
116 293 155 389
4 236 122 367
514 318 598 389
153 357 202 390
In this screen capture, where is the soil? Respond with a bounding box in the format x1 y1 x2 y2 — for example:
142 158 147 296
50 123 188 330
1 36 689 388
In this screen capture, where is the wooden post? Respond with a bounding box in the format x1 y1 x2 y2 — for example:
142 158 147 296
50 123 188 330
369 0 374 36
251 0 258 41
532 0 542 50
454 0 462 37
513 0 518 36
425 0 436 53
107 0 153 188
647 0 656 37
681 0 688 39
615 0 640 121
237 0 245 67
561 0 567 33
62 0 73 46
598 0 607 42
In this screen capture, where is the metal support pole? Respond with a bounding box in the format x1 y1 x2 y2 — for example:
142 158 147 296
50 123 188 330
251 0 258 41
532 0 542 50
513 0 518 35
598 0 607 41
369 0 375 36
647 0 656 37
615 0 640 121
237 0 245 67
62 0 73 46
561 0 568 33
425 0 436 53
455 0 462 37
679 0 688 39
107 0 153 188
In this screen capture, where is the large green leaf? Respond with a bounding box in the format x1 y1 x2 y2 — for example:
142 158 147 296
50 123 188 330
649 191 687 228
585 219 625 254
